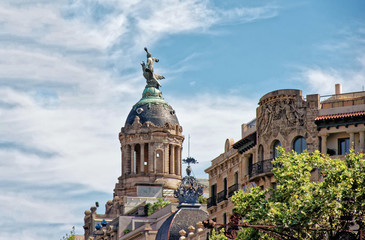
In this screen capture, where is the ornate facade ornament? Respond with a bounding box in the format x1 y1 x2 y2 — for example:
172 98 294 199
258 97 306 139
174 166 203 206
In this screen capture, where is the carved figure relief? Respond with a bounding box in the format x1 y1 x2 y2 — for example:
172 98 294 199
258 98 306 139
105 200 113 215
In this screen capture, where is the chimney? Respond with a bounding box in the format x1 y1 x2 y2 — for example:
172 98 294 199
335 83 342 95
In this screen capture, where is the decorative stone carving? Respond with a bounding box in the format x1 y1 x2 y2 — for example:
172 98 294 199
174 166 204 205
105 200 113 215
179 229 187 240
258 97 306 142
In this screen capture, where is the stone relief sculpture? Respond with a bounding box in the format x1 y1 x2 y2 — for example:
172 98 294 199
105 200 113 215
258 104 273 136
258 98 306 138
141 47 165 89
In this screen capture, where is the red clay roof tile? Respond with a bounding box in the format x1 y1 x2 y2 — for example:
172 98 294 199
315 111 365 121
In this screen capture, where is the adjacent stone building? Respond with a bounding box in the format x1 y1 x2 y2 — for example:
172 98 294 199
205 84 365 225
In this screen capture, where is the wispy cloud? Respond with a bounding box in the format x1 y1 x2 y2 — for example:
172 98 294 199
217 5 278 25
0 180 110 240
295 25 365 95
171 93 257 166
0 0 278 238
299 60 365 95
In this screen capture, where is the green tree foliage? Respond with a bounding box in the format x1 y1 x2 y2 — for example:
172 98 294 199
123 228 132 234
199 196 208 204
60 226 75 240
231 149 365 239
145 198 170 216
209 228 228 240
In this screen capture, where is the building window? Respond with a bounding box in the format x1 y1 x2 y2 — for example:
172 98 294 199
258 145 264 161
223 177 227 196
338 138 350 155
234 172 238 185
293 137 307 154
272 140 281 159
248 155 253 177
223 212 227 225
211 184 217 201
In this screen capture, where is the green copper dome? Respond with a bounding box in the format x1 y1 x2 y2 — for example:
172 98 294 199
125 48 179 127
125 86 179 127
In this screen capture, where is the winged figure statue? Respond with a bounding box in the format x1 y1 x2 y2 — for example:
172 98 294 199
141 47 165 88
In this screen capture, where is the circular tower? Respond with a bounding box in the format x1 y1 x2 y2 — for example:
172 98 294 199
114 48 184 197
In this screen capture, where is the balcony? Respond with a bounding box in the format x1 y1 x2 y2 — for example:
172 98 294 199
207 197 217 208
249 159 273 179
228 183 238 198
217 190 227 203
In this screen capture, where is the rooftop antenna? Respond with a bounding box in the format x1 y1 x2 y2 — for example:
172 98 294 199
182 134 198 166
188 134 191 158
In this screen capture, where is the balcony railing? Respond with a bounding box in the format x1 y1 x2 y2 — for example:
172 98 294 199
207 197 217 208
249 159 273 178
217 190 227 203
228 183 238 198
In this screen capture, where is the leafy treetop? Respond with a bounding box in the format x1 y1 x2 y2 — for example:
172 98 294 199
230 149 365 240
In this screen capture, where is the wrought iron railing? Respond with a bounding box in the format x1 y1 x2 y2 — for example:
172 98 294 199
249 159 273 178
228 183 238 198
217 190 227 203
207 197 217 208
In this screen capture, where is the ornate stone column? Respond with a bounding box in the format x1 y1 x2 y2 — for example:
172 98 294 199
148 143 154 173
131 144 135 174
242 155 249 179
170 144 175 174
126 144 131 174
164 143 169 174
178 146 182 176
320 134 328 154
349 132 355 150
360 131 364 153
121 146 125 175
174 146 179 175
140 143 145 173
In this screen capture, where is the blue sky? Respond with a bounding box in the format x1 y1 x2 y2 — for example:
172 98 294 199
1 0 364 239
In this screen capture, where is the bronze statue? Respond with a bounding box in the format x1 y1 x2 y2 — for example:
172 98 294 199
141 47 165 88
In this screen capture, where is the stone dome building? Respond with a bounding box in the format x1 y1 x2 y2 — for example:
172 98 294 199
114 82 184 197
83 48 186 240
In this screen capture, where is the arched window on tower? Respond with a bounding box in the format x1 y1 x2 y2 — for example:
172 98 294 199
174 146 179 175
156 150 163 173
293 137 307 154
272 140 281 159
143 143 148 172
258 145 264 162
135 144 141 173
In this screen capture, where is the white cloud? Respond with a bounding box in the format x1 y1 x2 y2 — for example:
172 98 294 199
0 193 77 224
299 56 365 95
0 1 278 239
299 24 365 95
217 5 278 25
0 1 128 50
171 93 257 171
